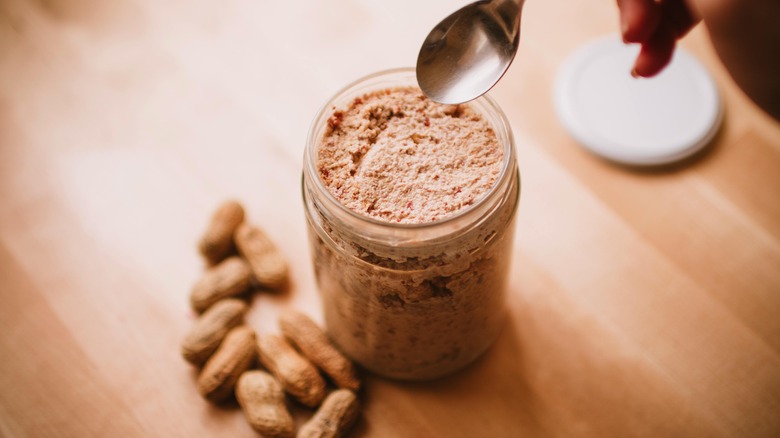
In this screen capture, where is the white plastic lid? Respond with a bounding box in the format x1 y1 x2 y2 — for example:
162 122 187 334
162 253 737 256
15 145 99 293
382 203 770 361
554 36 723 166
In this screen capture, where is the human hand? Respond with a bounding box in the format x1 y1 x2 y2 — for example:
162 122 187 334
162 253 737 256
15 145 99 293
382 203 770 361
617 0 700 77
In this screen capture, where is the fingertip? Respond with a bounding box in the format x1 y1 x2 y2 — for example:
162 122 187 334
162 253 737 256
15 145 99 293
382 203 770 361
632 27 676 77
632 55 668 78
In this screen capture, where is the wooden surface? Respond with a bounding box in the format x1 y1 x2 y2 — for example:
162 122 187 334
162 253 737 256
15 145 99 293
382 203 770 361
1 0 779 436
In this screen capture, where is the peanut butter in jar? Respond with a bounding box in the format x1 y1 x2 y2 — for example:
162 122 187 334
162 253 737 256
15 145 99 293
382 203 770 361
302 69 520 380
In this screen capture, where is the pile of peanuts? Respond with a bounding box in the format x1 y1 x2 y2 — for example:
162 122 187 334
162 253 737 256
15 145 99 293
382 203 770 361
181 201 361 438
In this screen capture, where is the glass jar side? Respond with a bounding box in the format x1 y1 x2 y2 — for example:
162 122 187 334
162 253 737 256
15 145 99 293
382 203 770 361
303 172 519 379
302 68 521 380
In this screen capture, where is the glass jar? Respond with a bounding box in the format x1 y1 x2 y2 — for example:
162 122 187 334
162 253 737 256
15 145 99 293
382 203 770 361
302 68 520 380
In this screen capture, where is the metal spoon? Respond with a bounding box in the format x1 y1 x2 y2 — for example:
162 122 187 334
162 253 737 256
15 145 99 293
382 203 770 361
416 0 525 104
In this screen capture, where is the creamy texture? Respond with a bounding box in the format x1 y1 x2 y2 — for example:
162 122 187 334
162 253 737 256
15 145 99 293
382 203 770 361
317 87 503 224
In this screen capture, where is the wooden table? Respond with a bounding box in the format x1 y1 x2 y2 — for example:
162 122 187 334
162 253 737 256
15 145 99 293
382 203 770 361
1 0 778 436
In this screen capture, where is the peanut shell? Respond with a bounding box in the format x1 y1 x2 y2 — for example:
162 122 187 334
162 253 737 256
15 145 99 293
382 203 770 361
236 370 295 438
279 309 360 391
182 298 248 366
256 334 326 408
197 325 256 403
190 256 252 313
298 389 360 438
234 223 289 290
199 200 245 265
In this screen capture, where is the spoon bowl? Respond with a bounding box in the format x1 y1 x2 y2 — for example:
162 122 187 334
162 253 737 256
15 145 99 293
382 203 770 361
416 0 524 104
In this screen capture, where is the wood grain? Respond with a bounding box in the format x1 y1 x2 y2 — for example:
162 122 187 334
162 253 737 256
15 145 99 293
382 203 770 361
1 0 778 436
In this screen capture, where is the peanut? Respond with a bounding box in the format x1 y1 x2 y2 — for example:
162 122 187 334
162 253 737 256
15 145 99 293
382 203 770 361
236 370 295 438
234 223 289 290
197 325 256 403
182 298 248 366
190 256 253 313
298 389 360 438
279 310 360 391
256 334 326 408
199 200 245 265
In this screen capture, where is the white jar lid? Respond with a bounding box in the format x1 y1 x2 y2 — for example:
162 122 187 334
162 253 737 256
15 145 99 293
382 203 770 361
553 36 723 166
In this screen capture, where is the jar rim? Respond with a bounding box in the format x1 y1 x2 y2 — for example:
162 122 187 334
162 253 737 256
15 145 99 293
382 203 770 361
303 67 517 234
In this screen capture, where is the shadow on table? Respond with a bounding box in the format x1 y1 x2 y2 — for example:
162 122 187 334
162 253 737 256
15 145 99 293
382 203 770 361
354 313 545 436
